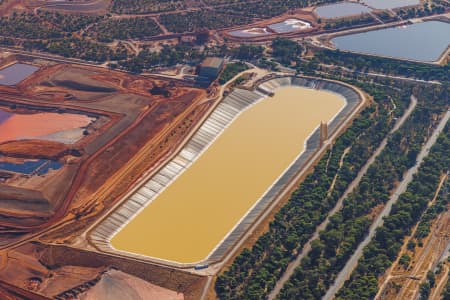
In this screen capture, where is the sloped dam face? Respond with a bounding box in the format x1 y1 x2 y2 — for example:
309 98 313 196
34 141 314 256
109 85 345 263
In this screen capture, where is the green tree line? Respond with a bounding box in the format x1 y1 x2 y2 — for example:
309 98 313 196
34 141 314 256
336 122 449 300
277 84 448 299
215 78 410 299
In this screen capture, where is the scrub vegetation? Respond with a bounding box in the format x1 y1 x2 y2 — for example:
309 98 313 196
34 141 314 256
336 123 449 300
0 11 103 39
216 73 449 299
218 62 249 84
313 49 450 82
413 181 449 243
88 17 162 42
276 83 448 300
111 0 186 14
271 38 303 65
323 15 375 31
159 10 253 33
216 78 410 299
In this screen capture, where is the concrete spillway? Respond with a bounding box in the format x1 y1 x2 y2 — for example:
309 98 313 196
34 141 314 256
89 76 362 267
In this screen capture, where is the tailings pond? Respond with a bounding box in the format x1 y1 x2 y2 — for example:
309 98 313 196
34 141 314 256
229 27 271 38
0 157 62 175
0 108 95 144
268 19 311 33
331 21 450 62
111 86 345 263
0 64 39 86
314 2 372 19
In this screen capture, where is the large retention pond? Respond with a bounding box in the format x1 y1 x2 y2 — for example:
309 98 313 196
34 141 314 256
0 63 39 86
314 2 372 19
110 86 345 263
331 21 450 62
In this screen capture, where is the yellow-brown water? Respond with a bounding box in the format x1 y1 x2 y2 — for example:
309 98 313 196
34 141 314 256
111 86 345 263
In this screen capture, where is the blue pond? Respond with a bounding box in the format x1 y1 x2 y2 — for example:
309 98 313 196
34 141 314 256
0 159 62 175
0 63 39 86
315 2 372 19
331 21 450 62
0 109 12 124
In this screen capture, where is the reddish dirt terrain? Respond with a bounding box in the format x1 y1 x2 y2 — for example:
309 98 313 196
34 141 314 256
0 140 71 159
0 60 209 229
0 59 212 299
0 242 204 299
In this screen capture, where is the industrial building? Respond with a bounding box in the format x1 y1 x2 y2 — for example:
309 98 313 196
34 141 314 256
198 57 224 79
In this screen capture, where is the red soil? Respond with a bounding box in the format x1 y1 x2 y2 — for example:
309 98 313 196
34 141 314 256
0 140 70 159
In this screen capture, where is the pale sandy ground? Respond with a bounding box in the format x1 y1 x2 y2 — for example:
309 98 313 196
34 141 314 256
79 269 184 300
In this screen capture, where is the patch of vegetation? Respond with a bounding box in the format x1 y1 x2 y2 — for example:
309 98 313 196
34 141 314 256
323 15 375 31
279 85 448 300
397 2 446 19
88 17 162 42
271 38 303 66
399 254 411 268
111 0 185 14
118 44 203 73
230 44 264 61
23 37 128 62
160 10 252 33
218 62 249 84
414 178 449 242
338 128 448 297
149 85 171 97
0 11 103 39
337 141 449 299
313 49 450 82
419 271 437 299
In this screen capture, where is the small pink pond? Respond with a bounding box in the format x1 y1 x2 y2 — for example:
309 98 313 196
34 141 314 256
0 109 93 144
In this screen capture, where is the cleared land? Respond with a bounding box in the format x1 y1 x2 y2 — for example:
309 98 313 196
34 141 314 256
0 59 211 299
0 60 207 235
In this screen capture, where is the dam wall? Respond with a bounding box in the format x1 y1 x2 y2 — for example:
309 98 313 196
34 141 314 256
89 76 363 268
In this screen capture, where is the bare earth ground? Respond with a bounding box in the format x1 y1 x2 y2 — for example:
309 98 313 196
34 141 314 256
0 58 212 299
